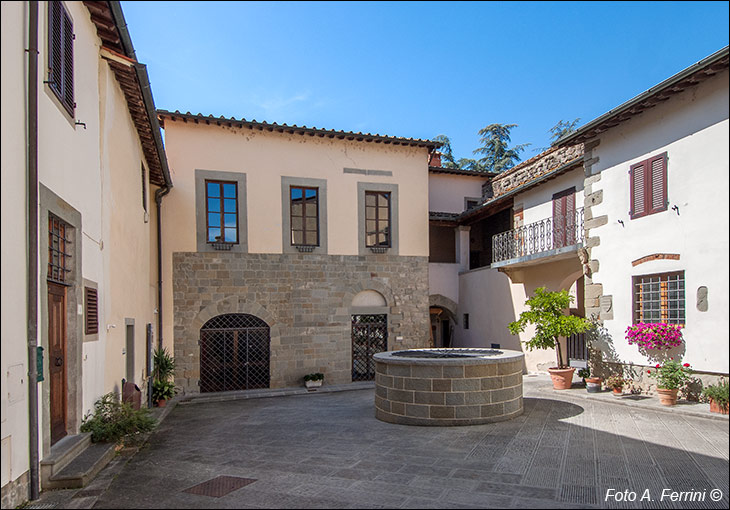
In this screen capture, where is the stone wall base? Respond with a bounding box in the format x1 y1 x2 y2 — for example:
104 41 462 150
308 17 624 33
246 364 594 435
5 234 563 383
1 470 29 509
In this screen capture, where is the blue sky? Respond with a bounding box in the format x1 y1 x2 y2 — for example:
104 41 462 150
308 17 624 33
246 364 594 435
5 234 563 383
121 1 729 161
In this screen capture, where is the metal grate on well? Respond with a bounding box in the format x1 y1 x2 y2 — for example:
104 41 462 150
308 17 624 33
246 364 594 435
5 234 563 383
200 314 270 393
183 475 257 498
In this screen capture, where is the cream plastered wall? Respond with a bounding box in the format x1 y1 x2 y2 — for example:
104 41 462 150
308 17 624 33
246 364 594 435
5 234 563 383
429 263 461 305
98 60 159 394
160 121 431 349
1 2 162 492
516 167 585 226
587 70 729 374
1 0 31 490
428 173 486 213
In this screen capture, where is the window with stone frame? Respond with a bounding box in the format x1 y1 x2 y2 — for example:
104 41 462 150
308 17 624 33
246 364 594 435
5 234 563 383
290 186 319 246
205 180 238 244
633 271 685 326
365 191 391 248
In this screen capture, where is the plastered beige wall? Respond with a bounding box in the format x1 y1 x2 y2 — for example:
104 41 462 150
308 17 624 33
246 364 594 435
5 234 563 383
160 121 431 349
428 173 486 213
1 1 161 491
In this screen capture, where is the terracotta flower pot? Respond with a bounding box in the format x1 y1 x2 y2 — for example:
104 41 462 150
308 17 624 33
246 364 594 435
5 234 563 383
657 388 678 406
612 387 623 396
585 377 602 393
548 367 575 390
157 398 166 408
709 398 728 415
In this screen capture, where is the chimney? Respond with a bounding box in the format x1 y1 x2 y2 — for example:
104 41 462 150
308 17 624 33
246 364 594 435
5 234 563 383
429 152 442 167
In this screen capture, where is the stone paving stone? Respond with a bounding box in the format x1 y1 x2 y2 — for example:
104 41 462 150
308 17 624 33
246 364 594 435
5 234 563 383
23 382 715 510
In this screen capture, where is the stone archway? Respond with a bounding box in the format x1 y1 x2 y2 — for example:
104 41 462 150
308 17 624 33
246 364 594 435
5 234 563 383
429 294 458 348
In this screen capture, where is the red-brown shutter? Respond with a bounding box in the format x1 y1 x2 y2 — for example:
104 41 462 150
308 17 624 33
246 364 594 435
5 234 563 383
85 287 98 335
47 2 74 115
649 153 667 213
630 161 647 218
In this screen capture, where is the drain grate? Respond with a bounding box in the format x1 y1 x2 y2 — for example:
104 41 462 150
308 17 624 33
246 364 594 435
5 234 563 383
183 475 257 498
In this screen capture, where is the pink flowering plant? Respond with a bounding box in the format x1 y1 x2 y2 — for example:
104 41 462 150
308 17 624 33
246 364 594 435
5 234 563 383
647 360 692 390
625 323 683 351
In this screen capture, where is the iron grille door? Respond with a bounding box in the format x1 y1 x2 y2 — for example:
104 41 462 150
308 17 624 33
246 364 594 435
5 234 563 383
352 314 387 381
200 314 270 392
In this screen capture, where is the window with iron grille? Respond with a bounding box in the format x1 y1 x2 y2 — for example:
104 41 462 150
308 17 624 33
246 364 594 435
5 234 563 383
633 271 685 325
48 1 75 116
48 215 71 284
205 180 238 244
290 186 319 246
85 287 98 335
630 152 668 220
365 191 391 248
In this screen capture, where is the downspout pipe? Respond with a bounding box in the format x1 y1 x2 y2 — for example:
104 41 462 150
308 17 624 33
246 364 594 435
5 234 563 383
26 0 40 501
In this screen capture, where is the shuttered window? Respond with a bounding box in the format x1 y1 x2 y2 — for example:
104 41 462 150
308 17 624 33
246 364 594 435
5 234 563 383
630 152 667 219
85 287 99 335
48 1 75 116
552 187 576 248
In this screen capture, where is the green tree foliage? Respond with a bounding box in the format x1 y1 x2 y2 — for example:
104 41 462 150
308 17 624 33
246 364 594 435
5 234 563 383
549 118 581 144
473 123 530 173
508 287 592 368
433 123 528 173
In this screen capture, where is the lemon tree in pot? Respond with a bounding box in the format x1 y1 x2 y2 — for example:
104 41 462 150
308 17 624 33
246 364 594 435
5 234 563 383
509 287 592 390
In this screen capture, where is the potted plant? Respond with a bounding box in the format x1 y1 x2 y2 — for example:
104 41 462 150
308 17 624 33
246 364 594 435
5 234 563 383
605 375 626 396
647 360 692 406
577 368 590 385
509 287 592 390
152 347 176 407
585 375 603 393
626 323 683 352
152 379 175 407
303 372 324 389
702 379 728 415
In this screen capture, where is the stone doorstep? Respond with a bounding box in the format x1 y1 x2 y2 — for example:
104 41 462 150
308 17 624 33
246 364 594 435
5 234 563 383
527 377 729 422
177 381 375 406
43 442 117 490
40 433 92 483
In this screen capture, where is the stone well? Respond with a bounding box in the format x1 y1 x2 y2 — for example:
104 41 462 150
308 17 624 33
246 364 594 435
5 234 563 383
374 348 524 426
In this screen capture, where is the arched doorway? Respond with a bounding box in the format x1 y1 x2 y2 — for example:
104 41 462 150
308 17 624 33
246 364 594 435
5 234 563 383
351 290 388 382
199 314 270 392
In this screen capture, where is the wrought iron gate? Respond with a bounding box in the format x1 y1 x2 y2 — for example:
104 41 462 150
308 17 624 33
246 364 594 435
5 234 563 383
200 314 270 392
352 314 387 381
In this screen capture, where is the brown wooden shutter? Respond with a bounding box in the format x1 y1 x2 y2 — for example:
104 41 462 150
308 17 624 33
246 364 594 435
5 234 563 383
61 9 74 114
630 161 647 218
649 153 667 213
85 287 98 335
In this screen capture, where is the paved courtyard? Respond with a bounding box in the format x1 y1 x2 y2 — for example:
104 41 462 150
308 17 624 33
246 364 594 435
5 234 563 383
40 377 729 509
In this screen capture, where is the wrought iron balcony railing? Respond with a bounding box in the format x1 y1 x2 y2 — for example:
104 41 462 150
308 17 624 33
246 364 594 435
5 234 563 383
492 208 584 264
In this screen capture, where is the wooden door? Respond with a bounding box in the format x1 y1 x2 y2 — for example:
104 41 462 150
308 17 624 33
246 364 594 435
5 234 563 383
48 282 67 444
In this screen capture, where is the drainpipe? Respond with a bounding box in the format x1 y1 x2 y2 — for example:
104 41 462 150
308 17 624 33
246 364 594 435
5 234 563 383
26 0 40 501
155 186 171 350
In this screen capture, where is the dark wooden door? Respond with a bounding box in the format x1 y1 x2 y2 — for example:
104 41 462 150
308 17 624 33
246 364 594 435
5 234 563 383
552 187 576 249
48 282 67 444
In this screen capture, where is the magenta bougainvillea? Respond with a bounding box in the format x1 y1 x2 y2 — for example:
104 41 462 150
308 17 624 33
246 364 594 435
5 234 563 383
625 323 684 350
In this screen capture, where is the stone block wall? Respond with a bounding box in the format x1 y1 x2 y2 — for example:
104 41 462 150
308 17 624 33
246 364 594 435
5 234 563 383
172 252 429 393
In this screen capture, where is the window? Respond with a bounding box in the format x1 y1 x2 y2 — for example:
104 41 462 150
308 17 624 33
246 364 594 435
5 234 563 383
205 180 238 243
633 271 685 325
85 287 98 335
465 198 481 211
552 187 576 249
630 152 667 219
48 1 75 116
365 191 391 248
290 186 319 246
48 215 71 284
463 313 470 329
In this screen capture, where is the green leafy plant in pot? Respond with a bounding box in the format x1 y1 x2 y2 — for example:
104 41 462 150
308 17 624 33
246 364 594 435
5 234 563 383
303 372 324 389
647 360 691 406
509 287 592 390
152 347 176 407
605 375 626 395
702 378 728 415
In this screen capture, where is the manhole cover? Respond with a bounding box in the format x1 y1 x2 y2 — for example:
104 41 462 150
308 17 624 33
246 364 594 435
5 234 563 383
183 475 257 498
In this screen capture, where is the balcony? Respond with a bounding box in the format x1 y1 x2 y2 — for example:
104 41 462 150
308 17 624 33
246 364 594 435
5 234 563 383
491 208 584 268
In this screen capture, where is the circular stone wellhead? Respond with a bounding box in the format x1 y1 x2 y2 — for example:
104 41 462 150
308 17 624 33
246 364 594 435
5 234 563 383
373 348 524 426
